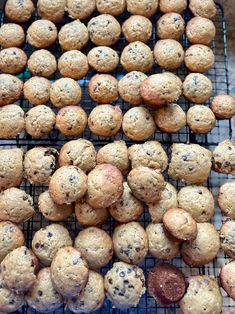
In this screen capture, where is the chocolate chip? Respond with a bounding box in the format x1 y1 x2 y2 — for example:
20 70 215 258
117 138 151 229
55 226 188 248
47 232 53 237
38 290 43 296
119 271 125 278
108 278 113 284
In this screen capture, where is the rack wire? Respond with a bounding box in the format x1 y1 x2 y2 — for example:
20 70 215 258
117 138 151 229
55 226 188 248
0 1 234 313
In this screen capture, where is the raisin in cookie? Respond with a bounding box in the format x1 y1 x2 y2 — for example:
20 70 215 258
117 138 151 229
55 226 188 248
220 221 235 259
97 0 126 16
5 0 35 23
24 77 51 106
218 181 235 219
127 0 158 18
0 23 25 48
157 13 185 40
189 0 217 19
28 49 57 77
187 105 216 134
0 74 23 106
185 44 215 73
0 47 27 74
37 0 66 23
211 94 235 119
87 46 119 73
186 17 216 45
88 74 118 104
0 104 25 139
159 0 187 13
27 20 57 49
212 139 235 175
66 0 96 20
122 15 152 43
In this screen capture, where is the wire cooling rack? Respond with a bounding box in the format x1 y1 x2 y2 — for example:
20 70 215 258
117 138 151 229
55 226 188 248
0 1 235 313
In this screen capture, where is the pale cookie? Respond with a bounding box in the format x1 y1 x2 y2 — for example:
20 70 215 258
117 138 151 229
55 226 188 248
88 74 118 104
220 261 235 301
97 0 126 16
154 39 184 69
87 46 119 73
24 77 51 106
5 0 34 23
220 221 235 259
218 181 235 219
122 15 152 43
185 44 215 73
189 0 217 19
37 0 66 23
27 20 57 49
212 139 235 175
159 0 187 13
157 13 185 40
28 49 57 77
0 23 25 48
186 17 216 45
0 74 23 106
187 105 216 134
66 0 96 20
0 104 25 139
0 47 27 74
127 0 158 18
211 94 235 119
183 73 213 103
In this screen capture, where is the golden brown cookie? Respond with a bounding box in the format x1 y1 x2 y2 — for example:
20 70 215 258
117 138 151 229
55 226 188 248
122 15 152 43
127 0 158 17
97 0 126 16
0 23 25 48
220 221 235 259
157 13 185 40
183 73 213 103
185 44 215 73
154 39 184 69
88 74 118 104
28 49 57 77
87 46 119 73
5 0 35 23
0 104 25 139
0 74 23 106
24 76 51 106
189 0 217 19
218 181 235 219
66 0 96 20
37 0 66 23
186 17 216 45
212 139 235 175
159 0 187 13
220 261 235 301
0 47 27 74
211 94 235 119
27 20 57 49
187 105 216 134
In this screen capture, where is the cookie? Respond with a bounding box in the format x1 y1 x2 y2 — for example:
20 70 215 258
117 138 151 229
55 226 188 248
24 147 58 185
211 94 235 119
0 23 25 48
104 261 145 309
212 139 235 175
127 0 158 17
88 14 121 46
154 39 184 69
5 0 34 23
97 0 126 16
118 71 147 106
49 165 87 205
0 47 27 74
168 143 212 184
87 46 119 73
75 227 113 269
181 222 220 266
189 0 217 19
127 166 165 204
0 74 23 106
185 44 215 73
28 49 57 77
120 41 153 73
27 19 57 49
220 221 235 259
58 50 89 80
183 73 213 103
0 104 25 139
51 246 89 297
178 185 215 222
186 17 216 45
220 261 235 301
154 103 186 133
122 15 152 43
218 181 235 219
157 13 185 40
88 74 118 104
32 224 72 266
24 76 51 106
88 104 122 137
66 0 96 20
59 20 89 51
86 164 123 209
187 105 216 134
37 0 66 23
122 107 155 141
159 0 187 13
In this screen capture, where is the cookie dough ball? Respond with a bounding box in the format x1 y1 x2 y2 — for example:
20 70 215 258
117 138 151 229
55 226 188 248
86 164 123 209
49 166 87 205
220 221 235 259
186 17 216 45
1 246 38 293
51 246 89 297
88 74 118 104
128 166 165 204
0 104 25 139
88 105 122 137
87 46 119 73
50 78 82 108
122 15 152 43
127 0 158 17
67 270 105 313
118 71 147 106
26 267 63 312
37 0 66 23
159 0 187 13
0 148 23 190
59 139 96 173
212 140 235 175
0 187 34 223
179 276 222 314
32 224 72 266
189 0 217 19
66 0 96 20
122 107 155 141
0 47 27 74
121 41 153 73
178 186 215 222
28 49 57 77
97 0 126 16
5 0 34 23
26 105 55 138
0 74 23 106
218 181 235 219
187 105 216 134
58 50 89 80
24 77 51 106
157 13 185 40
39 190 73 221
154 103 186 133
24 147 58 185
168 143 212 184
140 72 182 109
181 223 220 266
220 261 235 301
27 20 57 49
183 73 213 103
154 39 184 69
59 20 89 51
88 14 121 46
97 141 130 175
185 44 215 73
0 23 25 48
211 94 235 119
105 261 145 309
75 227 113 269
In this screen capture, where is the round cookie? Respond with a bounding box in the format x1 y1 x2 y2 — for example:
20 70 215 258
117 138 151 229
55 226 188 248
211 94 235 119
126 0 158 18
32 224 72 266
88 105 122 137
122 107 155 141
87 46 119 73
0 187 34 223
178 185 215 222
24 147 58 185
50 78 82 108
88 14 121 46
220 221 235 259
104 261 145 309
189 0 217 19
0 47 27 74
56 106 87 137
183 73 213 103
121 41 153 73
185 44 215 73
26 267 63 313
0 74 23 106
66 0 96 20
122 15 152 43
181 223 220 266
97 0 126 16
157 13 185 40
88 74 118 104
154 103 186 133
86 164 123 209
5 0 35 23
51 246 89 297
0 104 25 139
37 0 66 23
220 261 235 301
118 71 147 106
24 77 51 106
58 50 89 80
218 181 235 219
25 105 55 138
186 17 216 45
168 143 212 184
212 139 235 175
159 0 187 13
75 227 113 269
49 165 87 205
127 166 165 204
0 23 25 48
187 105 216 134
154 39 184 69
27 20 57 49
28 49 57 77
